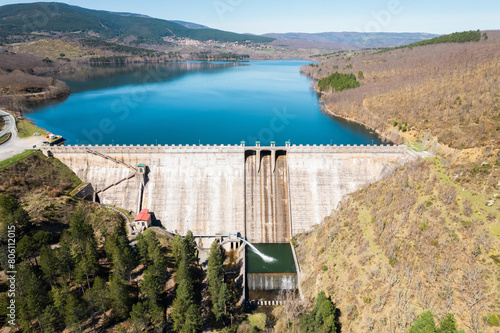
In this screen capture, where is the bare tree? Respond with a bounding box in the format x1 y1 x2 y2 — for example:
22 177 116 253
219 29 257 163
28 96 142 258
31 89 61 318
277 289 303 331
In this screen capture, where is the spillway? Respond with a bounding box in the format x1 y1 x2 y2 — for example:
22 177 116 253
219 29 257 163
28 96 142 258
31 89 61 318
245 150 290 243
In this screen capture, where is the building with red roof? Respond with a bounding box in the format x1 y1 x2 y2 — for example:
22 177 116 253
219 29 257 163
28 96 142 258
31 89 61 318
132 209 152 233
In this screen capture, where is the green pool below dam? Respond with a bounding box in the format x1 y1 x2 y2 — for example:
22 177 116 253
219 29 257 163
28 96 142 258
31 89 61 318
246 243 297 301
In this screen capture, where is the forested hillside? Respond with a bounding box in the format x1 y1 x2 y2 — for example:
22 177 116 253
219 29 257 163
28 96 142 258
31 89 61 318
0 2 274 44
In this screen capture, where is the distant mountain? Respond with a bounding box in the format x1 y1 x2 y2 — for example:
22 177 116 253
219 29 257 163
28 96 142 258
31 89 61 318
0 2 274 44
263 32 440 49
172 20 210 30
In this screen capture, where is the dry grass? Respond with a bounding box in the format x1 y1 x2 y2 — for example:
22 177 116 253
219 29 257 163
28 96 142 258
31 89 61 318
0 150 122 241
296 148 500 332
13 39 88 59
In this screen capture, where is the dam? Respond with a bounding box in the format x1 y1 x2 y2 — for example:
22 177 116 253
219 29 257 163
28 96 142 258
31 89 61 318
48 143 417 242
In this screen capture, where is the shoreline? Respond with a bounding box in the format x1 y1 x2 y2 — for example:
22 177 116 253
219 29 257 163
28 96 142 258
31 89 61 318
320 103 397 144
301 66 400 145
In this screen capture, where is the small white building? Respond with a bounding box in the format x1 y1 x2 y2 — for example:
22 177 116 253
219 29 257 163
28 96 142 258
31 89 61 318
131 209 152 233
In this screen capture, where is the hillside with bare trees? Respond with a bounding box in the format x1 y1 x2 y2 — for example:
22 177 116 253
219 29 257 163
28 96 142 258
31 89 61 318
294 31 500 333
0 51 70 108
301 30 500 149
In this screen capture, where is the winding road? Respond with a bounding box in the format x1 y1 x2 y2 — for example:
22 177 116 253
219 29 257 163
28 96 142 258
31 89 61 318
0 110 15 138
0 109 46 162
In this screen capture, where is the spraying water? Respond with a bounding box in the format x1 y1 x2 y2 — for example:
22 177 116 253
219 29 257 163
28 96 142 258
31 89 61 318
238 237 277 263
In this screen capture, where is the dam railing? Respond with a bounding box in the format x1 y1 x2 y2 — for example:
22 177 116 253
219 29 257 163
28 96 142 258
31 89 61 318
48 144 410 155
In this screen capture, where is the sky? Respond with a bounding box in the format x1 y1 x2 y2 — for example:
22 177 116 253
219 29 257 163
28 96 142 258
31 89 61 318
0 0 499 35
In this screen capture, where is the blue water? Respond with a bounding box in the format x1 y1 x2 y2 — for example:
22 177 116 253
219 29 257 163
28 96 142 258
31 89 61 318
27 60 381 146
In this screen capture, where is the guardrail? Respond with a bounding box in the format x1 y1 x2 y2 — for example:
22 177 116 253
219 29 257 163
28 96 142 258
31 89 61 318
48 144 409 155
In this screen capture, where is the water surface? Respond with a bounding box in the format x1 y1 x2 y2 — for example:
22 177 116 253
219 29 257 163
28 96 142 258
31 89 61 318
27 61 381 146
246 243 296 273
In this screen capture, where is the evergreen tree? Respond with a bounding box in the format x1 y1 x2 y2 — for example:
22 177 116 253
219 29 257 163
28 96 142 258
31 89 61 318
172 234 185 268
17 262 49 330
39 245 58 286
299 291 336 333
408 311 437 333
105 226 136 280
80 241 99 288
40 305 60 332
56 231 74 281
84 276 110 319
109 273 130 320
129 302 149 332
64 293 81 332
33 230 53 249
136 232 150 266
181 303 202 333
207 240 225 321
0 194 19 215
140 262 167 304
172 246 197 331
16 235 36 262
216 283 232 320
12 207 32 235
69 207 94 258
50 283 68 320
438 314 457 333
184 230 197 264
150 302 167 332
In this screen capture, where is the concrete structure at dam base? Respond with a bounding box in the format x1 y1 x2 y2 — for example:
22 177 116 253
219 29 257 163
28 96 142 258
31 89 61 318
47 143 419 244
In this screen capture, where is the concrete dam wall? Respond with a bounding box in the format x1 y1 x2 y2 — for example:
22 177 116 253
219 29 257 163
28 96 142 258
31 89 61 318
49 144 417 242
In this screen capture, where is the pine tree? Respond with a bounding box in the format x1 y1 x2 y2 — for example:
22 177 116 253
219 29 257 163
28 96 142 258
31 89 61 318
40 305 60 332
172 244 197 331
39 245 58 286
129 302 149 332
56 231 74 281
64 293 81 332
299 291 336 333
150 302 167 332
181 303 202 333
140 263 167 304
408 311 437 333
109 273 130 320
84 276 110 318
17 263 48 331
184 230 197 264
217 283 232 320
437 314 458 333
207 240 224 321
77 241 99 290
172 234 185 268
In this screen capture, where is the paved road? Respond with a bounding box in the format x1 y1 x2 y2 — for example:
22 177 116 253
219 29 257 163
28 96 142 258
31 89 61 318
0 109 46 162
0 110 15 138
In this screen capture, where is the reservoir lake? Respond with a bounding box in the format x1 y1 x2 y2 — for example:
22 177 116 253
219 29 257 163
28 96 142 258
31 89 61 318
27 60 381 146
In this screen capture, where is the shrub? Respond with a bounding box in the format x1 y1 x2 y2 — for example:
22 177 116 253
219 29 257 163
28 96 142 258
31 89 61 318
419 222 429 232
486 314 500 326
321 265 328 272
318 72 360 92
